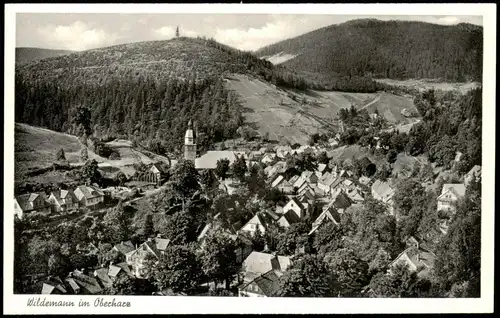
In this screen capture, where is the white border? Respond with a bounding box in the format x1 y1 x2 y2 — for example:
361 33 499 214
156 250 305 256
4 3 496 315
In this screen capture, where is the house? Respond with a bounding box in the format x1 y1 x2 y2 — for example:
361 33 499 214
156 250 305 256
276 145 292 159
287 175 300 187
66 270 103 295
437 184 466 214
371 179 396 214
388 246 436 278
14 192 52 219
94 268 113 289
48 189 79 213
40 276 68 295
277 209 301 229
346 188 365 203
74 185 105 208
149 163 169 185
240 251 292 282
358 176 372 186
126 237 170 278
239 212 274 236
309 206 341 235
237 269 282 297
301 170 318 184
464 165 481 187
108 262 134 280
261 153 276 165
292 176 307 190
112 241 135 259
283 197 307 220
317 163 330 174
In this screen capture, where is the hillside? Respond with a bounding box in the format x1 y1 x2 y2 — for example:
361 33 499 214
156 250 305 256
256 19 483 82
15 37 314 155
15 47 74 65
14 123 171 184
224 74 418 144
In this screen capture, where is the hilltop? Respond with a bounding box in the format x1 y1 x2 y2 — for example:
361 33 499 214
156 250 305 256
256 19 483 82
15 37 315 155
15 47 74 65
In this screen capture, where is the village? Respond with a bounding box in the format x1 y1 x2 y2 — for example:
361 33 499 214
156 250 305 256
15 118 482 297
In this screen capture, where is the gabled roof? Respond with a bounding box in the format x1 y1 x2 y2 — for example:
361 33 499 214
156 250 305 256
271 175 285 188
113 241 135 255
15 192 49 211
75 185 104 199
371 179 395 199
440 184 466 198
287 197 305 211
279 210 301 227
69 270 103 294
242 251 292 277
155 238 171 252
41 277 68 294
288 175 300 186
317 164 328 173
194 151 240 170
94 268 113 288
239 270 281 296
293 176 307 189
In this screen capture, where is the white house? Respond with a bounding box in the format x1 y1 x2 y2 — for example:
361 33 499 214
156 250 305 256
282 197 306 220
74 185 105 208
437 184 466 214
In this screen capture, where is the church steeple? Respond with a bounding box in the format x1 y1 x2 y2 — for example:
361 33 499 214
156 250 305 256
184 119 196 161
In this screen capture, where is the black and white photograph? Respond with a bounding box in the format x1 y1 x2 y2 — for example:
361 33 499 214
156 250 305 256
4 3 495 315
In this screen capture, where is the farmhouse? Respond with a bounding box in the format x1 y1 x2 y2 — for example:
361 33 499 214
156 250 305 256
48 189 79 213
74 185 105 208
14 192 52 219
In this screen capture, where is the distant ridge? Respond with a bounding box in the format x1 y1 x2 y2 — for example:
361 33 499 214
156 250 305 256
16 47 75 65
256 18 483 82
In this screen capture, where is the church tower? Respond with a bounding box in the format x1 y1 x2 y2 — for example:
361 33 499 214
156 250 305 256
184 119 196 161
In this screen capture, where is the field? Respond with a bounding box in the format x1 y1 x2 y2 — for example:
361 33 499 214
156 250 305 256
14 123 170 183
225 74 417 144
260 51 299 65
375 78 481 94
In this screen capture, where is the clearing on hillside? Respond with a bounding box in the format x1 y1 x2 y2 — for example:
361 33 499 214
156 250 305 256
225 74 417 144
375 78 481 94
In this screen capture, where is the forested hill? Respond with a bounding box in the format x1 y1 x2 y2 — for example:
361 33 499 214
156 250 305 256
15 47 75 65
256 19 483 82
15 37 308 156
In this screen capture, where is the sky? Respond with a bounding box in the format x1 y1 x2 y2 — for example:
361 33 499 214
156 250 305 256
16 13 483 52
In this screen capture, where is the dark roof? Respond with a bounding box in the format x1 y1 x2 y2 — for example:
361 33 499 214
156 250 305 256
113 241 135 255
281 210 301 225
240 270 281 296
94 268 113 288
334 191 353 210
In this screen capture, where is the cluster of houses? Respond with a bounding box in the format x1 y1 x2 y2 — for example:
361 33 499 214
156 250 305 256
14 185 105 220
31 121 483 296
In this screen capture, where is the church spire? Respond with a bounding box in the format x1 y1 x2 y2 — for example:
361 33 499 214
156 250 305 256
184 118 196 161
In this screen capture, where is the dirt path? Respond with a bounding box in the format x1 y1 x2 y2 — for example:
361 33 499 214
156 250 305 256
358 94 381 111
